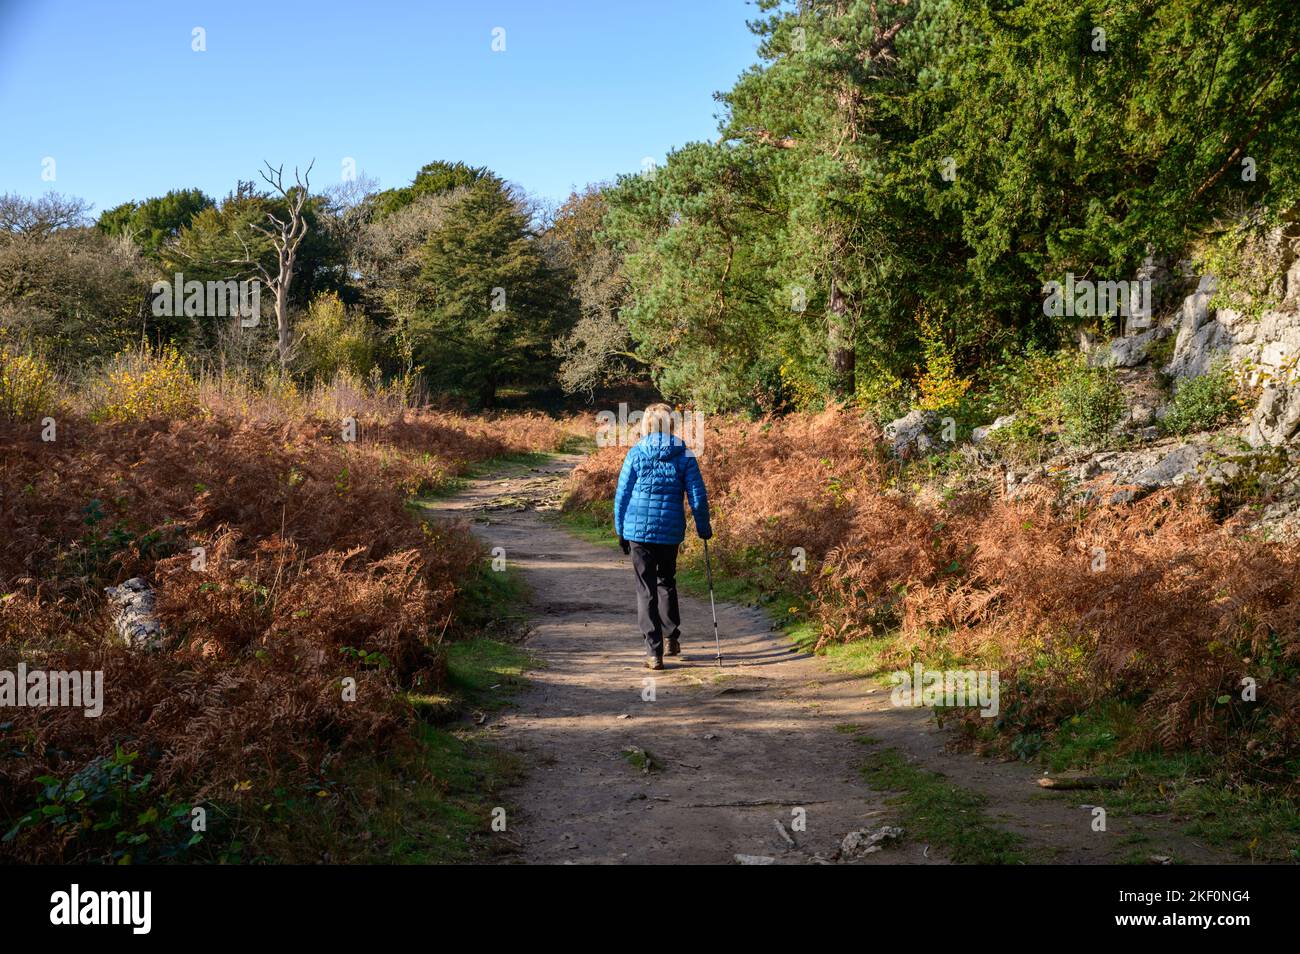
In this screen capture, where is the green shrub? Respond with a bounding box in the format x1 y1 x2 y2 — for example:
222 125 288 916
987 414 1051 463
295 291 379 383
1055 362 1126 447
981 347 1074 422
977 348 1108 458
1199 215 1287 321
1162 363 1243 435
915 307 973 413
3 748 198 864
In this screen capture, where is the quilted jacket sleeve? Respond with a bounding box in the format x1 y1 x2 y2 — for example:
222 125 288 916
613 447 638 539
683 452 712 539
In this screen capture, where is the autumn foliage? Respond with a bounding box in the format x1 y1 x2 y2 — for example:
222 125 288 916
0 404 572 862
566 407 1300 779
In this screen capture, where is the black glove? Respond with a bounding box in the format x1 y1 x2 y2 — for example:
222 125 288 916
619 538 631 555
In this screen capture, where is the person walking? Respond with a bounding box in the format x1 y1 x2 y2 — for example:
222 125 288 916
613 403 712 669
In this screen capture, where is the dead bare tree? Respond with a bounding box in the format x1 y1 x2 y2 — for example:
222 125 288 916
0 192 93 238
240 160 315 365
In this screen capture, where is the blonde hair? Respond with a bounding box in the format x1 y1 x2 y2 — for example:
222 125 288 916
641 402 675 438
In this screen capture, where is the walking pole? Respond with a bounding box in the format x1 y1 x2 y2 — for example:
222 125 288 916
703 539 722 667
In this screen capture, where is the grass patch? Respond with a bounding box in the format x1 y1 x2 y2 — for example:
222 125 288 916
366 562 535 861
1041 703 1134 773
1028 701 1300 863
858 746 1026 864
454 561 531 639
464 450 554 476
620 746 660 774
819 634 898 683
447 637 534 710
675 557 785 608
555 503 617 546
248 719 524 864
243 646 531 866
557 432 597 455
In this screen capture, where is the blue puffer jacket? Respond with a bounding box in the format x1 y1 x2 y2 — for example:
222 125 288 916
613 432 712 545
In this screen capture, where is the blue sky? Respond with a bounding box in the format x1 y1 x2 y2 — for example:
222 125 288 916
0 0 761 214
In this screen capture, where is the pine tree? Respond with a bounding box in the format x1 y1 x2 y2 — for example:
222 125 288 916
414 179 574 405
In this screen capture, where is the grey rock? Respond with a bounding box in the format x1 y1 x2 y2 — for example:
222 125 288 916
1128 403 1158 427
1136 254 1174 312
840 826 905 858
1247 384 1300 447
1164 275 1223 379
1188 273 1218 324
1073 446 1165 485
971 414 1017 445
884 409 937 458
104 578 166 651
1064 438 1240 499
1091 324 1172 369
1163 268 1300 388
1133 445 1205 488
1168 325 1229 381
1203 458 1242 486
1286 254 1300 307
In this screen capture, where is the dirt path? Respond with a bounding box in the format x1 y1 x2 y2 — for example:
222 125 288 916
426 456 1235 865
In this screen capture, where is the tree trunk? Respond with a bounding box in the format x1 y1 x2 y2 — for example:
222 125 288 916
276 243 298 365
828 276 855 399
276 287 291 366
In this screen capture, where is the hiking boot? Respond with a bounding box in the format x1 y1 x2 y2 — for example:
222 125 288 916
666 636 681 656
645 654 664 671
